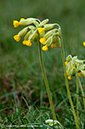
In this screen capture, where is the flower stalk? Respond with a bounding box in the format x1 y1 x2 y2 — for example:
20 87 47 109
76 74 79 122
39 42 57 120
60 34 79 129
78 76 85 109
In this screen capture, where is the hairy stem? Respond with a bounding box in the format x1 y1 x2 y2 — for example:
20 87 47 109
60 34 79 129
76 74 79 122
78 76 85 109
39 42 57 120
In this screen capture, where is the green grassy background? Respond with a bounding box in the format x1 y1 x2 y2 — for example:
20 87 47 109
0 0 85 128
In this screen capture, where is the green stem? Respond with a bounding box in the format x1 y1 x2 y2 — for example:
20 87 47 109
60 35 79 129
76 74 79 122
78 76 85 109
39 42 57 120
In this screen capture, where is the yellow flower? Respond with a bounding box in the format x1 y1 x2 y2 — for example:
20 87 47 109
78 72 82 77
42 45 48 51
13 35 20 42
38 28 45 35
40 38 46 45
51 44 56 48
13 20 20 27
68 76 72 80
24 40 32 47
65 61 68 66
83 42 85 46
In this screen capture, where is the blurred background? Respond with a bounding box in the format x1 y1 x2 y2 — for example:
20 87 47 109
0 0 85 126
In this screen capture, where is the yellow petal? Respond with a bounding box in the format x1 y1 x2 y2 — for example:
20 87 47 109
42 46 48 51
68 76 72 80
38 28 45 35
22 40 27 45
25 40 32 47
13 35 20 42
40 38 46 45
65 61 68 66
13 20 20 27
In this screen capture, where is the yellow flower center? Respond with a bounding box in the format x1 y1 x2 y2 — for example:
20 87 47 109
65 61 68 66
38 28 45 35
13 20 20 27
51 44 56 48
83 42 85 47
68 76 72 80
13 35 20 42
40 38 46 45
78 72 82 77
42 45 48 51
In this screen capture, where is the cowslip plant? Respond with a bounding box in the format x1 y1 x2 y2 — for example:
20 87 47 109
13 17 85 129
13 18 62 121
65 55 85 124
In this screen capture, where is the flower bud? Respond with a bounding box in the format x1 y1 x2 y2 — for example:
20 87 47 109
44 29 57 39
24 30 32 40
44 24 56 30
39 19 49 26
33 21 39 27
18 27 28 37
51 44 56 48
66 55 72 62
19 18 37 26
56 36 61 48
28 30 38 41
45 36 53 46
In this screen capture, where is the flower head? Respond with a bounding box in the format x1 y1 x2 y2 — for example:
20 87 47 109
65 55 85 80
13 17 62 51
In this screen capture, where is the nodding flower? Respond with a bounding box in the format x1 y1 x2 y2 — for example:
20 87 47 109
65 55 85 80
13 17 62 51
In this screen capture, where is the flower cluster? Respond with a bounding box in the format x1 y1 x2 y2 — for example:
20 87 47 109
13 18 61 51
45 119 62 129
65 55 85 80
